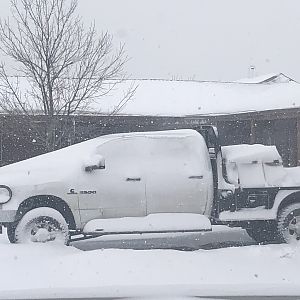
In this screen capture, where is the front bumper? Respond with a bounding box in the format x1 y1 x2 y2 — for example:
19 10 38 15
0 210 17 223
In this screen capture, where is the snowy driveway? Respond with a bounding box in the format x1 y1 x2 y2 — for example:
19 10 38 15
0 226 299 299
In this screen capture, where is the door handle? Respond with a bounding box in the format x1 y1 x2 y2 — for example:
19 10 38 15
126 177 141 181
189 175 203 179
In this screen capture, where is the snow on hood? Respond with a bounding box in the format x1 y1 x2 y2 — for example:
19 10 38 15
0 136 110 185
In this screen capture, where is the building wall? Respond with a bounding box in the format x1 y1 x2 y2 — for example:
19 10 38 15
216 118 298 166
0 113 298 167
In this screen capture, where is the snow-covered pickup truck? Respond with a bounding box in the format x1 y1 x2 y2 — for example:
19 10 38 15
0 127 299 244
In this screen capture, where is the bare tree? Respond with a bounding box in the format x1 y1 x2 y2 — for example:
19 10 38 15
0 0 134 151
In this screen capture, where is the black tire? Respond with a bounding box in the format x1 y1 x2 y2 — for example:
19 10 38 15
246 221 281 244
278 203 300 243
14 207 69 244
7 223 17 244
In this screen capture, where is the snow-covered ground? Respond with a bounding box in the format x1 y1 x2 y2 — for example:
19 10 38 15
0 226 299 299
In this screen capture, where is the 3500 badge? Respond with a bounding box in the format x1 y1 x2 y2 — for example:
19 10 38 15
67 189 96 195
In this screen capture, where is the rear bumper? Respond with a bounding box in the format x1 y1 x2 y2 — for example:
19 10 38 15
0 210 17 223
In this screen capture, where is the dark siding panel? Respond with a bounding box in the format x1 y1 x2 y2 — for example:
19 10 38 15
0 113 298 167
216 121 251 146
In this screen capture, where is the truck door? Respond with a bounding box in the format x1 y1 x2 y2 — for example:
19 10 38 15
77 138 147 224
145 135 213 215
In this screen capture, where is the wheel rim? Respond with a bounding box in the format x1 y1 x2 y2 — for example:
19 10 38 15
287 214 300 242
24 216 65 243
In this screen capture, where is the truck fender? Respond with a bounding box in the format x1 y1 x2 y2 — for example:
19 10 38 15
271 189 300 217
15 195 78 230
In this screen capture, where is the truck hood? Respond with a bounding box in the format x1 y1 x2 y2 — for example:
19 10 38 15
0 136 111 187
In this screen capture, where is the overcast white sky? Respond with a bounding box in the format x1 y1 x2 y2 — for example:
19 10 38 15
0 0 300 81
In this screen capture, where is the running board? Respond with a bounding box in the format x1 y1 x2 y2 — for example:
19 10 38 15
70 228 211 243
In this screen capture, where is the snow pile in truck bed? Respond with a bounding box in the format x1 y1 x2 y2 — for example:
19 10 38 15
281 166 300 186
83 213 212 233
220 144 287 188
220 143 300 188
221 144 281 163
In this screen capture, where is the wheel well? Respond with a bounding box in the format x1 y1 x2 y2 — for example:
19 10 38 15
15 195 76 230
277 192 300 216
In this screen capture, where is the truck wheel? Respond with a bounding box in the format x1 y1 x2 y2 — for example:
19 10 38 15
278 203 300 243
13 207 69 244
246 222 280 244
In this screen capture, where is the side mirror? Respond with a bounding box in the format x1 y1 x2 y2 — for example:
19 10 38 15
84 154 105 172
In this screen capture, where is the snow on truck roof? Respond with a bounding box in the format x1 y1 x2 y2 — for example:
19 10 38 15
52 129 203 157
0 129 203 177
62 129 204 156
103 129 201 139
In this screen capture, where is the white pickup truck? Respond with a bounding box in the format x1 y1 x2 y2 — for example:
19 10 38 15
0 126 299 244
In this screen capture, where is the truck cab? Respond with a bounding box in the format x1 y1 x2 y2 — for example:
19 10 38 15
0 127 299 244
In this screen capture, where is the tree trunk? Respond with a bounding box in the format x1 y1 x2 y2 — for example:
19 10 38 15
45 119 57 152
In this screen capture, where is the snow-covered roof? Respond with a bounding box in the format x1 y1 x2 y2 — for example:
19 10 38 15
92 73 300 117
234 73 294 84
3 73 300 117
